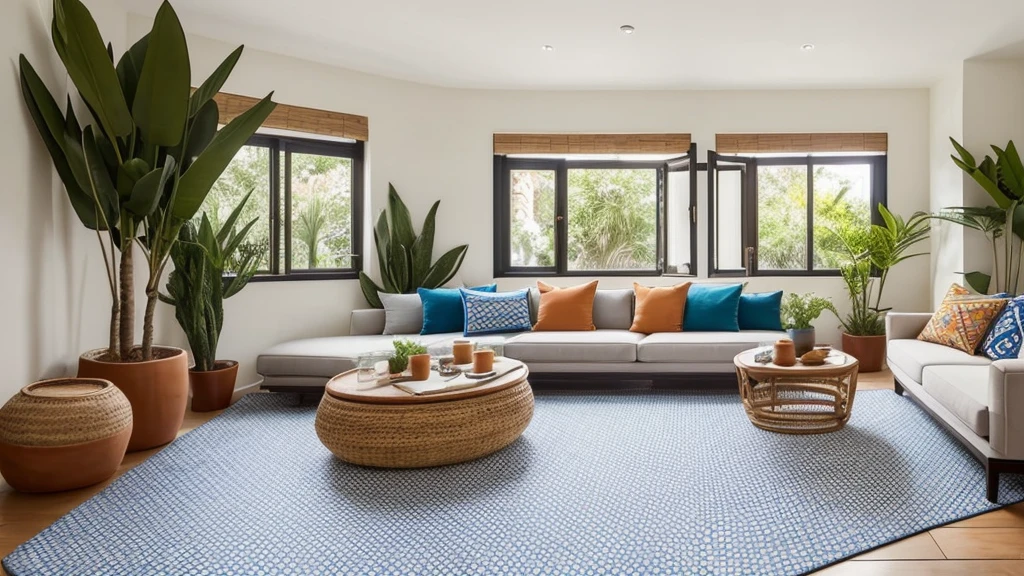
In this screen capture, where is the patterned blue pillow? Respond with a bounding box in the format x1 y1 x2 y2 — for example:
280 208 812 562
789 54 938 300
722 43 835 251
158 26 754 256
982 295 1024 360
459 288 532 336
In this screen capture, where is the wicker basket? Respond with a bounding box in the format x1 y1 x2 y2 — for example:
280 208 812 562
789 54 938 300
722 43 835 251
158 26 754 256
0 378 133 492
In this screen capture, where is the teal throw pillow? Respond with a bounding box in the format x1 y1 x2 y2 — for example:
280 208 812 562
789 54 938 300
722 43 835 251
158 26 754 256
738 291 784 331
683 284 742 332
419 284 497 335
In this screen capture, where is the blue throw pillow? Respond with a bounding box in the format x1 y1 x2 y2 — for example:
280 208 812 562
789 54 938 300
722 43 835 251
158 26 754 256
738 291 783 331
419 284 497 335
683 284 742 332
460 288 533 336
982 295 1024 360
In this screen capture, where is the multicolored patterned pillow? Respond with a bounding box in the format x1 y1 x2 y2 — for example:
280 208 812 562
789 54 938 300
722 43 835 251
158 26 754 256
982 296 1024 359
459 288 532 336
918 284 1008 354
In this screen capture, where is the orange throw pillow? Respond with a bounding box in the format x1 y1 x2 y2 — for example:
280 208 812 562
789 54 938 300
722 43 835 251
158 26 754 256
533 280 599 331
630 282 692 334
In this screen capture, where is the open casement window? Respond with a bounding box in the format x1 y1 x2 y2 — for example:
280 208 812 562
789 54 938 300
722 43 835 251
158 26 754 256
493 142 697 277
707 149 887 277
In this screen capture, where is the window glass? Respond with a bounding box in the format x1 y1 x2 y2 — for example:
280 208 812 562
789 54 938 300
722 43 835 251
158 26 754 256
510 169 556 267
567 168 658 271
716 169 745 270
203 145 272 270
666 169 692 275
289 153 354 270
812 164 872 269
757 164 808 271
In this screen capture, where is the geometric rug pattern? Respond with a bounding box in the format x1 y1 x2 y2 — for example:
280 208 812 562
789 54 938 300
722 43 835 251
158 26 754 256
5 390 1023 576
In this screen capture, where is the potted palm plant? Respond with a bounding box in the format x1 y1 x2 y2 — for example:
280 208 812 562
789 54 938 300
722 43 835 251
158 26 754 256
781 293 837 356
829 205 930 371
161 193 262 412
20 0 275 449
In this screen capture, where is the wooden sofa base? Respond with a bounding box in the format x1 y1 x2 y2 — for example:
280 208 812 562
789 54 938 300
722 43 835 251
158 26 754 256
894 378 1024 503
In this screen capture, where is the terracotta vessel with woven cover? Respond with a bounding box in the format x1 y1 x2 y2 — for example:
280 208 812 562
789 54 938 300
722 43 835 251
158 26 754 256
0 379 132 493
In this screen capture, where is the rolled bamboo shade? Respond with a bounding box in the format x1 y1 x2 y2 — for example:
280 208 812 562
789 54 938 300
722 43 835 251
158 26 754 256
212 92 368 141
716 133 887 154
494 133 691 155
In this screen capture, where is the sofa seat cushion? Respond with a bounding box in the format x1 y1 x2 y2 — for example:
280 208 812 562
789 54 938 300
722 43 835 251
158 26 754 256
504 330 644 363
637 331 785 363
886 339 991 383
257 334 454 378
922 365 991 437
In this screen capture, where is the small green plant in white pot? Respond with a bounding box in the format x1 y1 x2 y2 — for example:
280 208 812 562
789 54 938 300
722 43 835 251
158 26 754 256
781 293 837 356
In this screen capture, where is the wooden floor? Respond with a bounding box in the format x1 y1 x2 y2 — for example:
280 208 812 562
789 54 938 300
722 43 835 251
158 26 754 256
2 374 1023 575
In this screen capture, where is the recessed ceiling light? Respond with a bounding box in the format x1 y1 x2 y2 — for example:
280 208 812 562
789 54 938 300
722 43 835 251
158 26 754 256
542 44 554 52
801 43 815 52
620 25 635 34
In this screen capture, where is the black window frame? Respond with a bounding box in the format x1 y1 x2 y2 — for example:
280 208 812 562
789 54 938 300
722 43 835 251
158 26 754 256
493 143 698 278
707 151 887 278
231 134 364 283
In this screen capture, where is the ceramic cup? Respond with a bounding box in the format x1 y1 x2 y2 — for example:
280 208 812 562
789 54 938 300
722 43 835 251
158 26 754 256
453 340 474 365
473 349 495 374
409 354 432 381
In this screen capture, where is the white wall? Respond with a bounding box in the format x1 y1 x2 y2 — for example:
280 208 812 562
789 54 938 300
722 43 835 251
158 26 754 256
929 64 965 306
0 0 128 402
126 17 932 387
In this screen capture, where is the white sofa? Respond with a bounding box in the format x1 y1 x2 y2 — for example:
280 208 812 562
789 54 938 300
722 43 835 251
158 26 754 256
257 288 784 390
886 313 1024 502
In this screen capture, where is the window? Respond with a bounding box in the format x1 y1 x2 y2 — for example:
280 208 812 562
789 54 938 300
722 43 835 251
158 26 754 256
707 152 886 276
494 147 696 276
202 134 364 280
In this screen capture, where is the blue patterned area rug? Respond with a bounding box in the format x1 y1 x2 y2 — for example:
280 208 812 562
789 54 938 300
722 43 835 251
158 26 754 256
5 390 1023 576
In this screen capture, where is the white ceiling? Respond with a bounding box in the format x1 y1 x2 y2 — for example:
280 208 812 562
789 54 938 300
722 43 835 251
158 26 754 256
128 0 1024 90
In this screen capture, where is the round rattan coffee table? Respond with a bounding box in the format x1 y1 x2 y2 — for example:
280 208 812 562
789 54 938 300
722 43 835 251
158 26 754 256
315 360 533 468
734 349 859 434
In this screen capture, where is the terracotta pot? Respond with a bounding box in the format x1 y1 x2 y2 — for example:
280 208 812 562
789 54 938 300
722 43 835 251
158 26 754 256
0 378 132 493
773 339 797 367
842 333 887 372
78 347 189 452
189 360 239 413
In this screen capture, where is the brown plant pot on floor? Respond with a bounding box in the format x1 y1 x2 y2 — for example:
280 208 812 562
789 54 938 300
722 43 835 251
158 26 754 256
842 333 887 372
190 361 239 412
77 346 189 452
0 378 132 493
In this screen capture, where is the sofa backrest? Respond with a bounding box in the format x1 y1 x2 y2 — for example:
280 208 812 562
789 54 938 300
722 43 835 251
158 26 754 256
351 309 386 335
592 289 634 330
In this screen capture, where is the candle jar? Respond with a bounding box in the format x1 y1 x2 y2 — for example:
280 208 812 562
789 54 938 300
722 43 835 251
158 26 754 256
452 340 474 365
409 354 432 381
773 339 797 367
473 349 495 374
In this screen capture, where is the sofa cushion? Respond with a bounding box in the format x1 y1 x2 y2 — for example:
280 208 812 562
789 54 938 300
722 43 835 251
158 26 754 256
504 330 644 363
918 284 1007 354
684 284 742 332
419 284 496 335
981 295 1024 360
739 291 783 331
631 282 691 334
460 288 533 335
257 335 418 378
886 339 991 383
534 281 599 331
380 293 423 335
637 331 785 363
922 365 990 437
593 289 634 330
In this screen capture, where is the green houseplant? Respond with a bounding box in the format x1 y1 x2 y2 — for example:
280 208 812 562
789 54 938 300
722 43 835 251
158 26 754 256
161 192 262 412
781 293 837 356
935 138 1024 294
20 0 275 450
359 184 469 308
388 339 427 375
829 205 930 371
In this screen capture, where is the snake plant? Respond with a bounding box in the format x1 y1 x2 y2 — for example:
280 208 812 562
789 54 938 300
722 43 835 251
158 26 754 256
160 192 261 371
19 0 275 361
359 184 468 308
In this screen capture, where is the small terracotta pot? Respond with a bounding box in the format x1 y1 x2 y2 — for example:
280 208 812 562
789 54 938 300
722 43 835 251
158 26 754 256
78 347 189 452
409 354 431 381
0 378 132 493
773 339 797 367
842 333 887 372
189 360 239 412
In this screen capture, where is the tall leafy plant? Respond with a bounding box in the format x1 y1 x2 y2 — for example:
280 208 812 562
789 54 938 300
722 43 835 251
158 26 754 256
160 192 261 371
20 0 275 361
359 184 469 308
780 293 837 330
829 205 930 335
939 138 1024 294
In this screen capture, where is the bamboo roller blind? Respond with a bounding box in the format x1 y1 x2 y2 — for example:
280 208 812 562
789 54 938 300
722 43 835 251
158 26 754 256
212 92 369 141
494 133 691 155
716 133 887 154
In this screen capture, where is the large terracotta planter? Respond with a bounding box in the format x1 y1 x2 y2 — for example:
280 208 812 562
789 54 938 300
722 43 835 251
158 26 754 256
190 360 238 413
0 378 132 493
842 333 887 372
78 346 189 452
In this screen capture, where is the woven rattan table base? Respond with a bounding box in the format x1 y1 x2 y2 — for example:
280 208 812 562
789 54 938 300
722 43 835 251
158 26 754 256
315 379 534 468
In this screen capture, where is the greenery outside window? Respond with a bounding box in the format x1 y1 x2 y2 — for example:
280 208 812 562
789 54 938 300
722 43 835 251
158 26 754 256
203 134 364 281
707 152 886 277
493 147 697 277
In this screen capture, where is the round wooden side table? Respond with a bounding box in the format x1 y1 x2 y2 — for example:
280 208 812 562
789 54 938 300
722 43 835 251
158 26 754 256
315 360 533 468
734 349 859 434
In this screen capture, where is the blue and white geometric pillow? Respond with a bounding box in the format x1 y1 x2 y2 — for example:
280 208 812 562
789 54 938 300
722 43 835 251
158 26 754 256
982 295 1024 360
459 288 533 336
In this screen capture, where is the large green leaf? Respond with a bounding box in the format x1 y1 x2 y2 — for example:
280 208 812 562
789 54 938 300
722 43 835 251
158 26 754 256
117 158 150 199
410 200 439 286
51 0 133 139
421 245 468 289
372 211 397 293
182 99 219 163
390 244 410 293
174 93 275 220
950 137 976 168
358 272 384 309
189 45 243 117
963 271 992 294
132 0 189 147
63 128 117 230
127 156 175 217
387 184 416 249
115 34 148 109
216 189 253 245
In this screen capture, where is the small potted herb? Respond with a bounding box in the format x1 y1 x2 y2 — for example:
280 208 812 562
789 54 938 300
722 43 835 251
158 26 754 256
781 293 837 356
389 339 427 376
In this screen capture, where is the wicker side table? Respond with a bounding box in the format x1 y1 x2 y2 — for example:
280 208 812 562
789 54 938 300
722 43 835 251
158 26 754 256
734 349 859 434
315 360 533 468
